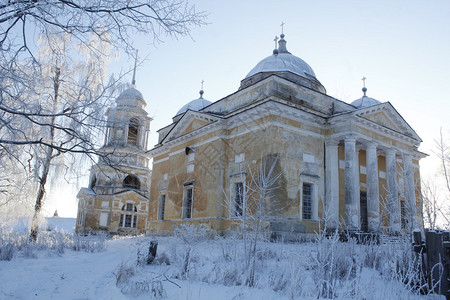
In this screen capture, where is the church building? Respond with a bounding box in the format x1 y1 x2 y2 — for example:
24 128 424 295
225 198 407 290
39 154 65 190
76 31 425 237
76 70 152 234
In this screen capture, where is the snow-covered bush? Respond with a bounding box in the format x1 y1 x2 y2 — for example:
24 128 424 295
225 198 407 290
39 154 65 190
0 243 15 261
174 224 211 244
72 232 107 252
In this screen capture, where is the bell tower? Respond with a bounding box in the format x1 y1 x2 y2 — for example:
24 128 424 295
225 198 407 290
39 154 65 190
76 61 152 234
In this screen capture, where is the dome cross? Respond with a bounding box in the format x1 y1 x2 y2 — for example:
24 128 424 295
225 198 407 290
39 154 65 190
280 21 285 34
361 76 368 97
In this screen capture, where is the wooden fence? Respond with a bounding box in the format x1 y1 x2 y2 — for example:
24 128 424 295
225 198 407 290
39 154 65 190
413 230 450 297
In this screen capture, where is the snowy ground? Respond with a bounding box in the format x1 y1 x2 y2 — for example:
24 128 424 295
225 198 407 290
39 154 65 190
0 218 444 300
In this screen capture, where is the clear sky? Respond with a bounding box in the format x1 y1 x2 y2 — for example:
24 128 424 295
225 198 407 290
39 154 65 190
46 0 450 217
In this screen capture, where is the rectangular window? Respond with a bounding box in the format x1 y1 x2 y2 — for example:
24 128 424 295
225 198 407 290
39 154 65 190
99 213 108 227
360 191 368 232
126 203 134 211
78 213 84 225
183 188 193 219
401 201 407 230
235 153 245 163
302 183 313 220
234 182 244 216
159 194 166 220
125 214 132 227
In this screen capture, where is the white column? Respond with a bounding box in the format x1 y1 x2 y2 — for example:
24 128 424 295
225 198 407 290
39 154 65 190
325 140 339 229
386 149 400 233
366 142 380 231
403 153 416 231
345 136 360 230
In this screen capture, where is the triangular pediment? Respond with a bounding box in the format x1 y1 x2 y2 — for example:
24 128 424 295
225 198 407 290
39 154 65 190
161 110 220 143
355 102 421 141
114 189 149 201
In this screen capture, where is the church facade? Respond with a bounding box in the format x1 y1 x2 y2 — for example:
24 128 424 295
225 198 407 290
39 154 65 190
76 32 425 237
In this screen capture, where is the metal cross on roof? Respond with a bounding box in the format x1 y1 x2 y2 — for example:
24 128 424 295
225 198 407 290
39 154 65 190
273 36 279 49
201 80 204 90
362 76 367 87
280 22 285 34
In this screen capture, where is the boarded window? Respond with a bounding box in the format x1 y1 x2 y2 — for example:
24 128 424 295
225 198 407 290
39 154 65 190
99 213 108 227
302 183 312 220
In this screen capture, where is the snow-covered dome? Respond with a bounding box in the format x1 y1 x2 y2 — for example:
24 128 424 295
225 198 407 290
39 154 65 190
175 90 212 116
351 87 381 109
240 33 326 93
116 86 146 109
246 34 316 79
118 87 144 100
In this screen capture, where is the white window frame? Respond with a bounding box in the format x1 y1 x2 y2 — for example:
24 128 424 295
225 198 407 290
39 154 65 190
300 174 319 221
119 202 137 228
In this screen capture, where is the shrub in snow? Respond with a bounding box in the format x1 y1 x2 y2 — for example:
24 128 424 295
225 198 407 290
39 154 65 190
174 224 210 244
72 232 107 252
0 243 15 261
153 251 171 265
114 261 137 287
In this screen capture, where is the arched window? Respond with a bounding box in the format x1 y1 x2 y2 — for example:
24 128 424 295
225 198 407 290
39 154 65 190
90 176 97 189
119 203 137 228
123 175 140 190
128 118 139 146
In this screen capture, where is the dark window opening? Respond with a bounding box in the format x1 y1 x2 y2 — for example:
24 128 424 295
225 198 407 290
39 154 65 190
159 195 166 220
123 175 140 190
302 183 312 220
234 182 244 216
128 118 139 146
401 201 408 230
120 203 137 228
360 191 368 232
183 188 193 219
90 176 97 189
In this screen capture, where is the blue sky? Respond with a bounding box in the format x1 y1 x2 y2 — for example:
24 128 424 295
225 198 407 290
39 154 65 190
49 0 450 216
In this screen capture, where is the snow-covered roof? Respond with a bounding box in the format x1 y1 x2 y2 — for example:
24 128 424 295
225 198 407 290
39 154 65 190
117 87 144 101
116 85 146 109
175 90 212 116
246 52 316 79
351 96 381 109
245 33 316 79
351 87 381 109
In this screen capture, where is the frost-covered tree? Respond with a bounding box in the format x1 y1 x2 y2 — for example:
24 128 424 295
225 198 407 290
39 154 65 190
424 128 450 229
225 155 281 286
24 32 116 241
0 0 206 239
0 0 206 58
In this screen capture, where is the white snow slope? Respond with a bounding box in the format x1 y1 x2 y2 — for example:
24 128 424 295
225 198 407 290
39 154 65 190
0 219 444 300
